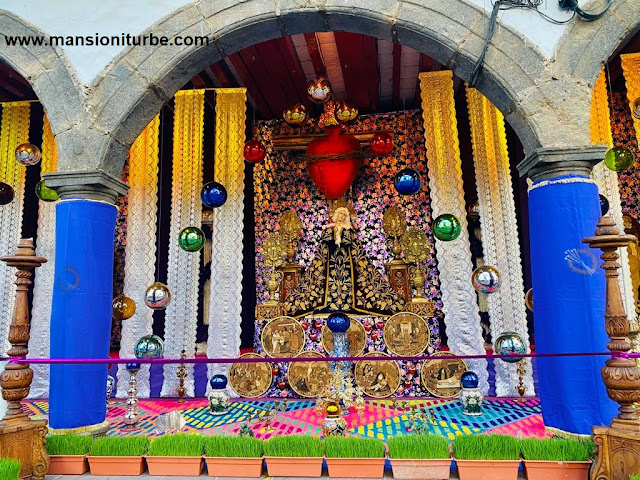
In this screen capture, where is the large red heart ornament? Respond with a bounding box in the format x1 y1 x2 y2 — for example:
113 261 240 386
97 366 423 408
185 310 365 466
306 125 361 199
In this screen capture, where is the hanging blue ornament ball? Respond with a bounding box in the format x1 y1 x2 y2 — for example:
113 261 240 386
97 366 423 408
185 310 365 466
201 181 227 208
210 374 228 390
460 371 479 389
327 311 350 333
394 168 421 195
134 334 164 359
126 362 141 372
599 194 609 216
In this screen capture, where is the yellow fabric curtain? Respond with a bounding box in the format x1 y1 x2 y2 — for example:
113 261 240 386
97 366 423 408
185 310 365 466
0 102 30 355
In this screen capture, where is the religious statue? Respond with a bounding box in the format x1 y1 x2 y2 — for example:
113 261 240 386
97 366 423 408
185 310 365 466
284 206 406 317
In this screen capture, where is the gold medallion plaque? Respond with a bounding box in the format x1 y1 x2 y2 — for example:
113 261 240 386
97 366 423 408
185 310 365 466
228 353 273 398
354 352 401 398
261 316 305 358
287 351 332 398
321 319 366 357
420 351 467 398
383 312 430 356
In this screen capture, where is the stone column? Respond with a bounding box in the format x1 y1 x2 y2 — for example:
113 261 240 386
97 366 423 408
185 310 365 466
518 146 618 436
43 171 127 433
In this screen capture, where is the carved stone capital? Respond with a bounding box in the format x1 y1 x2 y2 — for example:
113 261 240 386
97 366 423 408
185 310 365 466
43 170 128 204
517 145 608 181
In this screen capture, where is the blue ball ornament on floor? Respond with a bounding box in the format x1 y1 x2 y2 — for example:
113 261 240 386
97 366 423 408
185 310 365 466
460 371 479 389
201 181 227 208
394 168 421 195
210 374 228 389
327 311 350 332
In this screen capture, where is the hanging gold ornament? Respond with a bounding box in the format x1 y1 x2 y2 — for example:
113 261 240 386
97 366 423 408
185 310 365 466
307 77 332 104
334 101 358 123
15 143 41 166
283 104 308 126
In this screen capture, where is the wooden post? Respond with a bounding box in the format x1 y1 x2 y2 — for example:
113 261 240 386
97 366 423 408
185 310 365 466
583 216 640 479
0 239 48 480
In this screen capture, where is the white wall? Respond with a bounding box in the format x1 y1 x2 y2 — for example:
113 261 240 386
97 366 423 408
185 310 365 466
2 0 589 85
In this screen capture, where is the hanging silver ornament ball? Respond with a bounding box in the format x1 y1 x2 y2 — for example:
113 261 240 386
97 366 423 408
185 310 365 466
493 332 527 363
144 282 172 310
471 265 501 294
15 143 41 166
134 334 164 359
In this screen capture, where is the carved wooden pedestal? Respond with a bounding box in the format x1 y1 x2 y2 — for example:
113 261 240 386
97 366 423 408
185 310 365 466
583 217 640 480
0 239 49 480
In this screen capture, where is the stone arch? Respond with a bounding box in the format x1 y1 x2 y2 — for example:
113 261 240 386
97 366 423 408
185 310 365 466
555 0 640 87
0 10 84 146
81 0 591 178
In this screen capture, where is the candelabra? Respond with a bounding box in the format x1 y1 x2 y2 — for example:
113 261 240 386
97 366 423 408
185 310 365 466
278 210 304 303
383 206 407 261
124 363 140 427
106 374 115 408
176 350 187 402
262 232 286 305
515 361 527 402
402 227 430 302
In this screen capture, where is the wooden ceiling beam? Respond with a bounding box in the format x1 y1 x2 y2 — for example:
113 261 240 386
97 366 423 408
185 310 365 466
303 33 327 77
238 45 290 117
278 37 312 107
227 53 273 118
392 43 402 110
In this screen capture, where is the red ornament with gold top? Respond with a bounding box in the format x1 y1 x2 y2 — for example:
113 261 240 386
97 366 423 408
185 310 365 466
370 131 394 156
243 139 266 164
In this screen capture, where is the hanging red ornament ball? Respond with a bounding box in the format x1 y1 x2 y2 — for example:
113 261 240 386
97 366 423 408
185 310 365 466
370 132 394 156
243 139 266 164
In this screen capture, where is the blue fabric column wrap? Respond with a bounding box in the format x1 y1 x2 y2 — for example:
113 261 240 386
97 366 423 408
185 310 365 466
49 199 117 429
529 174 617 435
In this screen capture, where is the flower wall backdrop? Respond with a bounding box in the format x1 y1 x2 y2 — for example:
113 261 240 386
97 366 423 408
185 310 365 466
611 90 640 221
253 110 446 397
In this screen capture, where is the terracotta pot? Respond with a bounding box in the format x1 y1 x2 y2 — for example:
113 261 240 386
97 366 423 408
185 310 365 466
455 459 520 480
206 456 264 477
48 455 89 475
524 460 592 480
146 456 204 476
88 456 146 476
390 458 452 480
265 456 324 477
326 457 385 478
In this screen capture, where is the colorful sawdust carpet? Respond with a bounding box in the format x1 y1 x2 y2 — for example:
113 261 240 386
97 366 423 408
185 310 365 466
24 398 547 440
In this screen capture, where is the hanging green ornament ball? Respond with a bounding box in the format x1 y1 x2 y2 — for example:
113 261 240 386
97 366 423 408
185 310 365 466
433 214 462 241
178 226 205 252
604 146 634 172
35 179 59 202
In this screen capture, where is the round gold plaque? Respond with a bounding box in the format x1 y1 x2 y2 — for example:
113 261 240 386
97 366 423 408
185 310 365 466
354 352 401 398
261 316 305 358
383 312 430 356
228 353 273 398
287 351 332 398
321 319 366 357
420 351 467 398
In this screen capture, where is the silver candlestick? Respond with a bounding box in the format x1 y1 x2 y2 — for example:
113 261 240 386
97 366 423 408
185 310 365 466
124 363 140 427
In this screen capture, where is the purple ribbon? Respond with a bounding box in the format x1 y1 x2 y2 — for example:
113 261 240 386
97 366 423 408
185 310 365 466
11 350 640 365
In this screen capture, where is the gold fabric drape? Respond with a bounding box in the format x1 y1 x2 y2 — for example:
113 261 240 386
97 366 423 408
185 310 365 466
117 115 160 398
418 71 489 394
0 102 30 356
162 91 205 397
29 114 60 397
207 88 247 382
466 87 533 396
